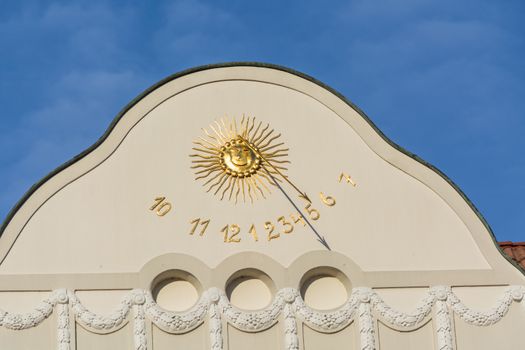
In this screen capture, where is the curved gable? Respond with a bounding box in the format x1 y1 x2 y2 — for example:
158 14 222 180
0 63 522 289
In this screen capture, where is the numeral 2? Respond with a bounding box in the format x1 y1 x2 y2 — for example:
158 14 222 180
265 222 279 241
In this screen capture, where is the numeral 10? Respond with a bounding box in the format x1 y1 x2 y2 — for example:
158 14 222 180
149 197 172 216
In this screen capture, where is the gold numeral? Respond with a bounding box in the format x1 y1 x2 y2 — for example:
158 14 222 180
339 172 357 187
320 192 336 206
265 221 279 241
149 196 172 216
248 224 259 242
291 213 306 226
229 224 241 243
305 203 320 220
221 224 241 243
277 216 294 234
189 218 210 236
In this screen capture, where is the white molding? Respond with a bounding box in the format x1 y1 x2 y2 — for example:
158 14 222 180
143 289 208 334
0 286 524 350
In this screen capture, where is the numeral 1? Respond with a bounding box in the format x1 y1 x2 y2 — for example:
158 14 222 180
249 224 259 242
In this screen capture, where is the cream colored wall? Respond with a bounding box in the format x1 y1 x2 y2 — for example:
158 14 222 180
0 315 56 349
302 324 358 350
0 79 502 275
152 324 208 350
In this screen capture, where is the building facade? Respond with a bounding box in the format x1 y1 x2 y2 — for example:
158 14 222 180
0 63 524 349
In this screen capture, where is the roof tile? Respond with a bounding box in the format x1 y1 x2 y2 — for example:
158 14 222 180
499 242 525 269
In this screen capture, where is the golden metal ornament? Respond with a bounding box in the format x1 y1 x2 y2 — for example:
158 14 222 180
190 116 290 203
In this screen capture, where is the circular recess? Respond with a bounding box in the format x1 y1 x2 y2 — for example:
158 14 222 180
226 269 275 310
151 270 201 312
300 267 350 310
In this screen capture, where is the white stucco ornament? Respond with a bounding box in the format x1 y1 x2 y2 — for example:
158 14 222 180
1 286 523 350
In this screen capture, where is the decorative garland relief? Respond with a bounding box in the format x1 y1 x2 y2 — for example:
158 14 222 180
0 286 523 350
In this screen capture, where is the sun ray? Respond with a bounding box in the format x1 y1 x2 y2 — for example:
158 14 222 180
246 116 255 138
265 150 289 157
265 153 291 163
229 177 237 201
192 147 219 155
203 128 221 144
231 120 237 139
232 118 236 136
243 117 250 137
264 148 288 157
193 141 220 152
220 177 233 200
267 168 283 178
265 159 291 164
191 159 219 163
190 154 218 160
258 170 277 186
191 163 219 169
239 115 246 137
202 170 223 185
207 173 227 193
257 133 281 149
250 177 266 199
195 167 222 179
214 175 229 195
253 177 262 199
254 174 271 194
255 129 275 147
252 123 269 144
273 165 288 171
250 120 262 140
242 178 246 203
220 118 233 139
246 179 254 203
227 116 235 139
261 142 286 152
266 154 289 160
198 136 220 149
195 165 222 174
195 168 222 181
209 124 226 143
248 177 258 200
235 180 241 204
214 120 229 141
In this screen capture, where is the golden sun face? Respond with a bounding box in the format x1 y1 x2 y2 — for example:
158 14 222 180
191 116 289 203
220 138 261 177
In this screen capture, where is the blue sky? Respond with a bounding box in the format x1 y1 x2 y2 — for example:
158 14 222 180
0 0 523 241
